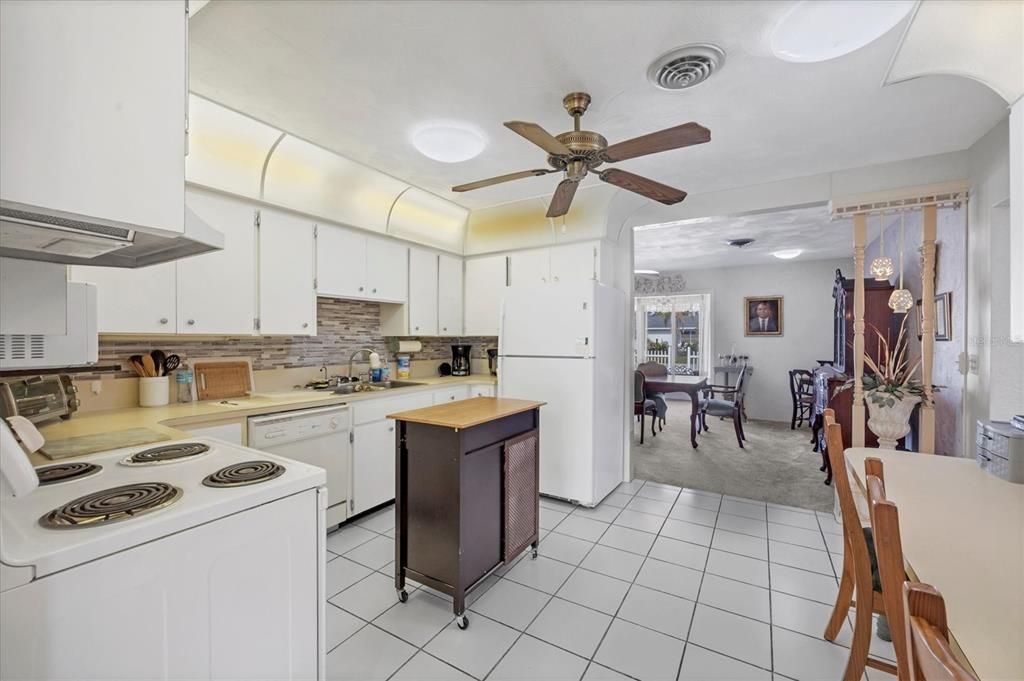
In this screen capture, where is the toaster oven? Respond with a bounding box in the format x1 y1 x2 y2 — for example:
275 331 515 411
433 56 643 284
0 374 80 425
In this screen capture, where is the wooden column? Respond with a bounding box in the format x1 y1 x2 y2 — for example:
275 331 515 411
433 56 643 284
919 205 937 453
852 213 867 447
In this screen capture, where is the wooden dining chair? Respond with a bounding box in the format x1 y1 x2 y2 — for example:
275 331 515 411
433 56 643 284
902 583 980 681
865 466 910 680
637 362 668 431
699 364 747 448
788 368 815 429
633 370 658 444
822 411 898 681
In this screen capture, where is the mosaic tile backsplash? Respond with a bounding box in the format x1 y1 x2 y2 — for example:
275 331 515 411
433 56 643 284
85 298 496 379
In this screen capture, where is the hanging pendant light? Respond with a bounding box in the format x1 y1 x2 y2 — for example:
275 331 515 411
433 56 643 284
870 213 895 281
889 211 914 313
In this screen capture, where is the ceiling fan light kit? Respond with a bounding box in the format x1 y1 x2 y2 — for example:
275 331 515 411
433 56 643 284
452 92 710 218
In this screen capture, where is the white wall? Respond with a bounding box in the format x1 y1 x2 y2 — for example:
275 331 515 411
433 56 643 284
675 258 848 423
966 117 1024 429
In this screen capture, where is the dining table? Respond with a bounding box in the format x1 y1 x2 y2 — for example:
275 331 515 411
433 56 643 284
642 374 707 448
845 447 1024 681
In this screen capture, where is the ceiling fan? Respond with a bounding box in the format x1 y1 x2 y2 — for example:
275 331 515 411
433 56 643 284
452 92 710 218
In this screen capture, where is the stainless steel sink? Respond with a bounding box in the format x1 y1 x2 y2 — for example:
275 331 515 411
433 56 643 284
332 380 425 395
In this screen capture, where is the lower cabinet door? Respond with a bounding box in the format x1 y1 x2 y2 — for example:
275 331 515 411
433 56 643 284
352 420 396 514
459 443 502 589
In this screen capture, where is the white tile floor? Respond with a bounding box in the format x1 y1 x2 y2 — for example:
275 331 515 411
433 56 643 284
323 480 897 681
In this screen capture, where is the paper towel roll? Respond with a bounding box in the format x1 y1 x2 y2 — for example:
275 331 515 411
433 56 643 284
394 340 422 353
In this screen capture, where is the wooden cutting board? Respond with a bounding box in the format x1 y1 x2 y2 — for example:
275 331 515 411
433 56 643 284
40 428 170 460
194 360 252 401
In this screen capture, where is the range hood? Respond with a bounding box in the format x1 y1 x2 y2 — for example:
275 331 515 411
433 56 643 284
0 200 224 268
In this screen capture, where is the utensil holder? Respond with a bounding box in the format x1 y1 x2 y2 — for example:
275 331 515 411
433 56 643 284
139 376 170 407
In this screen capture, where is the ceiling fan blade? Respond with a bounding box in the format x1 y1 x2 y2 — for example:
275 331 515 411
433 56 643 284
504 121 572 156
599 169 687 205
546 179 579 218
452 169 554 192
603 122 710 162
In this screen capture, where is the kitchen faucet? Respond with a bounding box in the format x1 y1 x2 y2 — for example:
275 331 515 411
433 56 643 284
348 348 379 382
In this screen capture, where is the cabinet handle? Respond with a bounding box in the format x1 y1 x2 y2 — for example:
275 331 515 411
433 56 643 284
302 322 309 329
388 426 394 432
541 277 547 283
187 319 195 326
159 318 168 325
359 286 364 292
442 327 447 332
553 276 559 282
415 326 419 331
372 288 377 293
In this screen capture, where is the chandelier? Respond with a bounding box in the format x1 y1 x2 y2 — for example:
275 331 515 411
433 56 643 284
870 213 895 281
888 211 914 313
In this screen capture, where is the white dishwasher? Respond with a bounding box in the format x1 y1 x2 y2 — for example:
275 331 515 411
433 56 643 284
248 405 351 527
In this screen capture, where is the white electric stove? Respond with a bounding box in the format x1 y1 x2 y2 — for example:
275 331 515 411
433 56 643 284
0 435 327 680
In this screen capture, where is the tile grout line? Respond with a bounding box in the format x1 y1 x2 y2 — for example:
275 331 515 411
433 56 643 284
678 488 723 679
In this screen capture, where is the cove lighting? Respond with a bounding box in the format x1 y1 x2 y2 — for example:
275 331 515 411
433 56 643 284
634 269 660 275
770 1 914 63
411 122 486 163
772 249 803 259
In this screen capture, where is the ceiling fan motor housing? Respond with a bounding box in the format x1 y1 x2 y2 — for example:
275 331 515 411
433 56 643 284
548 129 608 173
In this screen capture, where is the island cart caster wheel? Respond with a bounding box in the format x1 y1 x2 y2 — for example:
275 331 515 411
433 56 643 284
456 614 469 630
398 590 408 603
531 548 539 560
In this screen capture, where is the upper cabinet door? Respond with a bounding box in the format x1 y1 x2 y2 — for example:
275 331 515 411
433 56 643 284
549 242 599 283
508 249 551 287
464 255 507 336
317 225 366 298
259 208 316 335
69 263 177 334
0 1 185 234
437 254 463 336
177 189 257 335
365 238 408 303
407 249 438 336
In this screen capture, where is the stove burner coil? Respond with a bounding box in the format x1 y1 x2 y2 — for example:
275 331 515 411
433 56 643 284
39 482 183 529
36 462 102 486
203 461 285 488
122 442 210 466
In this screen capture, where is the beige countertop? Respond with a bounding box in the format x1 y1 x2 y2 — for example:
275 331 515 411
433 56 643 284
845 447 1024 681
34 375 496 464
388 397 545 429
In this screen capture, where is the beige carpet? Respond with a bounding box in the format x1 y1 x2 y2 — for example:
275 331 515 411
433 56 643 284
630 414 835 512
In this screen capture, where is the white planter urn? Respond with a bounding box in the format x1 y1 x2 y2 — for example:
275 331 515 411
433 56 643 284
866 390 921 449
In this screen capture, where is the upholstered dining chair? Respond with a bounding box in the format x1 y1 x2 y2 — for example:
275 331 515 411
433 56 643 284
822 411 898 681
788 368 815 429
633 370 658 444
637 362 668 431
699 364 747 448
901 583 980 681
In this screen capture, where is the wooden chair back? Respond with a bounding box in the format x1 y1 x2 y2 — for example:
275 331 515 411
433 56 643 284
789 368 814 399
633 370 647 408
865 470 910 680
638 361 668 378
732 365 749 404
902 583 979 681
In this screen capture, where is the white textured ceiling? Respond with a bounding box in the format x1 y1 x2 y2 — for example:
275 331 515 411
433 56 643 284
634 204 853 271
189 1 1007 211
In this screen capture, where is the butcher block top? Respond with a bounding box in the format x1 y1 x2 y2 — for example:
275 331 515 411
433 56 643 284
388 397 545 430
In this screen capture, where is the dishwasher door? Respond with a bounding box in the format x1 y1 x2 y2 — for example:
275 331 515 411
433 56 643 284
248 405 350 526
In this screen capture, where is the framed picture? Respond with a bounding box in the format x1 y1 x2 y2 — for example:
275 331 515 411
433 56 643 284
744 296 783 336
915 292 952 341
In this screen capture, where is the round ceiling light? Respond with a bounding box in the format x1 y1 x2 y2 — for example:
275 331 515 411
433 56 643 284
772 249 803 259
770 1 915 63
410 122 486 163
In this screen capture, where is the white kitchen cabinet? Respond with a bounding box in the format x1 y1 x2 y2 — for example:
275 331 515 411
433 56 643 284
317 227 408 303
258 208 316 335
70 262 177 334
433 386 470 404
365 238 408 302
437 254 464 335
469 385 496 398
1 1 186 235
177 189 257 335
407 248 439 335
508 249 551 286
463 255 507 336
351 419 396 514
316 225 366 299
550 242 599 283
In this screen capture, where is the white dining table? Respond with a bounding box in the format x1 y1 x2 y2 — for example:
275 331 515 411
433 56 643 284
845 447 1024 681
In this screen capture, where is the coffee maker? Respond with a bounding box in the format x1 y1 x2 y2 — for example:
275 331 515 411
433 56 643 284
450 344 472 377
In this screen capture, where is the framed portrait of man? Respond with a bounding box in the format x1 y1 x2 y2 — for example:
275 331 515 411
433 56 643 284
744 296 783 336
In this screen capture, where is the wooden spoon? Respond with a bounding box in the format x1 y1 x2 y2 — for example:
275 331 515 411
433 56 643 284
129 355 147 377
141 354 157 378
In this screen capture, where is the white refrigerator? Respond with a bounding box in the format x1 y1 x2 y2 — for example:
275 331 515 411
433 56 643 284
498 280 626 506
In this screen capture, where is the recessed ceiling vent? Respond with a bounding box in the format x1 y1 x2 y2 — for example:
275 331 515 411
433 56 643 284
648 44 725 91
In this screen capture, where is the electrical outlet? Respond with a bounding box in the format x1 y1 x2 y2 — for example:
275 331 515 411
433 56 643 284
90 380 102 396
